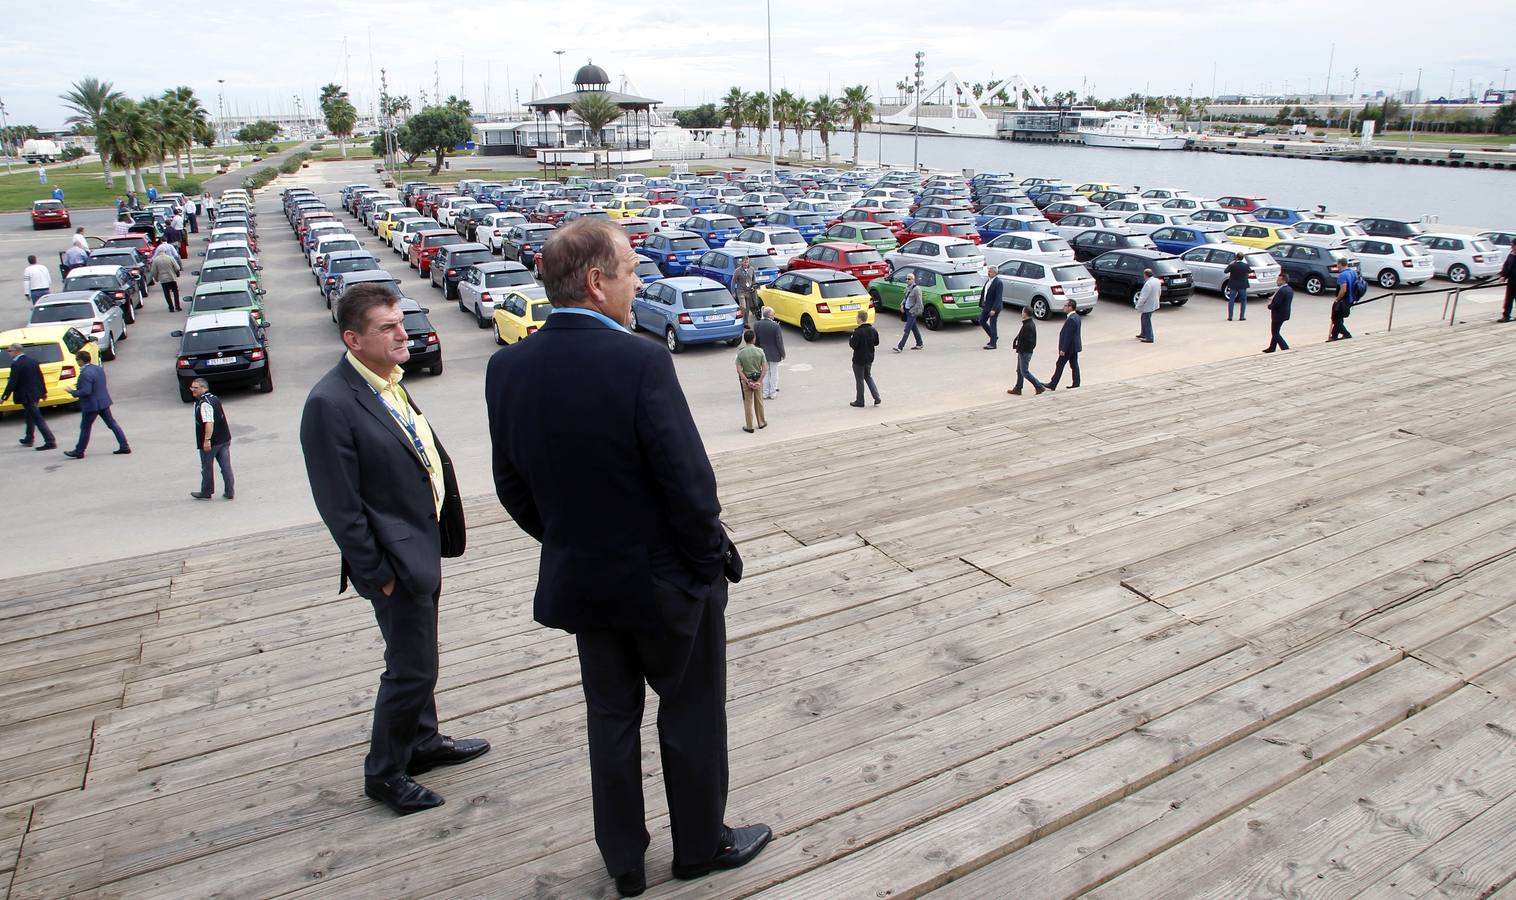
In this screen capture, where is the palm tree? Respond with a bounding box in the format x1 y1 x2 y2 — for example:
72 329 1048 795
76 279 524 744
744 92 770 154
570 93 624 148
165 86 208 175
320 83 357 156
839 85 875 165
97 98 153 195
721 86 747 149
60 77 125 186
136 96 173 186
787 94 808 157
809 95 841 162
772 89 798 158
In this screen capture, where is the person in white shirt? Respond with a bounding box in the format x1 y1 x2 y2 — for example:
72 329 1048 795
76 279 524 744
112 214 132 237
1135 268 1162 344
71 227 90 250
23 255 52 304
183 195 199 233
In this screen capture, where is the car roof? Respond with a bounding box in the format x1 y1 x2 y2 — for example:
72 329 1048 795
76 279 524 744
65 265 126 278
201 258 257 268
472 260 529 273
1111 248 1176 260
789 269 856 282
907 236 976 247
183 311 257 329
321 250 375 262
0 325 86 343
194 279 254 292
441 242 490 253
1183 242 1266 256
338 270 400 283
656 229 700 239
33 291 102 305
661 276 729 291
205 240 253 250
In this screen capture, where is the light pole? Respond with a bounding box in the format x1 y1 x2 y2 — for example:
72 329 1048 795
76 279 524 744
554 50 565 94
912 50 924 171
217 79 226 145
0 98 12 175
1408 68 1422 142
766 0 776 178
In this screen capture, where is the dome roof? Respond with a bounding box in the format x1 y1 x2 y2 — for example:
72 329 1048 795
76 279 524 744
573 62 610 88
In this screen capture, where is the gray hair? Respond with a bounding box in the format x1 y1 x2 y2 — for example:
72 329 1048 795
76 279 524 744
191 377 210 389
761 306 775 319
6 343 22 353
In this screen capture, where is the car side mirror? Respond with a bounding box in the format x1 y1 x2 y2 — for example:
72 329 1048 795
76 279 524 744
257 289 267 296
420 308 430 315
191 270 201 276
197 251 206 257
170 330 184 337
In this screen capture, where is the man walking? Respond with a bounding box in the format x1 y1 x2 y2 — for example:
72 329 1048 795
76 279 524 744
1224 252 1253 321
1047 298 1082 390
188 378 235 500
753 306 785 399
183 194 199 234
1008 306 1047 396
732 256 758 319
22 255 51 304
484 219 768 896
62 350 130 458
1499 244 1515 323
894 272 924 352
734 330 767 433
203 192 217 224
1329 261 1360 341
1 343 56 450
849 309 881 407
300 284 479 817
1264 271 1293 353
150 244 183 311
978 266 1003 349
1135 267 1161 343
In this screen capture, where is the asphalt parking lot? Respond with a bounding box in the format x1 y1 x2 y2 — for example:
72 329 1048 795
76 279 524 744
3 159 1506 577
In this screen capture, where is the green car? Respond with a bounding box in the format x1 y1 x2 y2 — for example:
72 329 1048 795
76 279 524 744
868 264 985 330
815 222 899 254
194 259 261 293
187 279 268 324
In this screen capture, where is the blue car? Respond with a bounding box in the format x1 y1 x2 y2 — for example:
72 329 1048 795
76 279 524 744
684 214 744 248
977 216 1053 242
635 258 663 284
681 193 721 214
687 247 779 290
974 204 1039 227
630 276 744 352
1150 225 1230 255
1251 206 1313 227
636 229 711 276
1026 182 1074 202
764 210 828 243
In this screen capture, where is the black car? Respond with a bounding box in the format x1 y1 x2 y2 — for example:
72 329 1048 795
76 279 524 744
1088 190 1135 207
1087 249 1193 305
429 243 493 299
1267 241 1356 295
1356 217 1426 240
86 248 148 292
172 311 272 402
62 267 141 323
455 204 497 239
500 224 557 270
716 202 767 228
398 298 443 376
1069 228 1157 262
319 251 381 300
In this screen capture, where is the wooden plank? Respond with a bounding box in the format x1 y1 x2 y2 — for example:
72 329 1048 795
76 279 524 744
1415 604 1516 682
1354 787 1516 899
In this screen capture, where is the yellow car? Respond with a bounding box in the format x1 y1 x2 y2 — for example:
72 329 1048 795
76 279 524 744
0 326 100 414
491 287 553 345
603 197 652 220
378 208 421 243
1074 181 1121 197
1224 223 1300 250
757 270 874 341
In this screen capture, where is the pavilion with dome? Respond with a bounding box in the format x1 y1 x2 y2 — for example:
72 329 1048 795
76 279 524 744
519 60 662 162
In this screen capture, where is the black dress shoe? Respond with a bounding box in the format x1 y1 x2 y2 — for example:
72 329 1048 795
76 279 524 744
113 447 131 454
614 867 646 897
63 449 84 459
36 443 56 451
364 774 444 815
189 492 212 500
671 824 773 880
407 736 491 775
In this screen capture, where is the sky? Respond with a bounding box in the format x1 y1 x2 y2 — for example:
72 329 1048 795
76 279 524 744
4 0 1513 128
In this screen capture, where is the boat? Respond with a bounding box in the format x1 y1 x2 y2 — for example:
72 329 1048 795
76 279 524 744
1079 113 1188 151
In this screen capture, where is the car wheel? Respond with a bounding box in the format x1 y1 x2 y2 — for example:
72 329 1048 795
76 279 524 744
1448 264 1469 284
257 366 274 393
1304 275 1325 295
1169 296 1189 306
921 305 942 331
475 304 489 329
726 337 741 347
493 321 506 345
1030 297 1051 320
1377 269 1399 289
628 309 640 332
457 293 466 312
666 327 684 353
122 304 136 325
430 362 444 376
119 326 128 340
800 314 819 341
101 335 117 361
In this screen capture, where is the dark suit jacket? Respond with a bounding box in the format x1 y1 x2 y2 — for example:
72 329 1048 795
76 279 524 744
753 318 786 362
485 313 733 636
1 354 45 405
67 363 111 411
1059 312 1082 354
1012 318 1036 353
1268 284 1294 321
300 356 465 601
982 277 1004 313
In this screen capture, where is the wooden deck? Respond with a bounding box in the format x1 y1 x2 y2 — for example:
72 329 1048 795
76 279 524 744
6 320 1516 899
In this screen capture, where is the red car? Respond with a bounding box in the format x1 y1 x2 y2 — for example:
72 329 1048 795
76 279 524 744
296 211 335 244
413 187 443 213
31 199 70 230
786 241 891 286
1217 195 1268 213
617 217 654 247
408 229 464 276
897 219 983 245
1042 200 1102 223
645 188 680 206
832 207 908 238
529 201 575 226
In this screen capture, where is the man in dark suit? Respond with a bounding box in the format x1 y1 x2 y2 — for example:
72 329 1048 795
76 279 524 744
1047 298 1082 389
1500 245 1515 323
2 342 56 450
978 266 1004 349
848 309 881 407
63 349 129 458
300 284 483 817
1264 271 1293 353
485 219 769 898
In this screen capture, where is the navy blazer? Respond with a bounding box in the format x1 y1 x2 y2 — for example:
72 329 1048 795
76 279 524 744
1 353 46 405
1059 312 1082 354
486 312 730 636
68 363 111 412
1269 283 1294 321
982 277 1004 313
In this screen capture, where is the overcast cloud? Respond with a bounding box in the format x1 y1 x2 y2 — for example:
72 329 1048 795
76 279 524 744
4 0 1512 127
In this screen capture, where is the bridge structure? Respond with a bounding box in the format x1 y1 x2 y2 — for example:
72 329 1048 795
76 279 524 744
882 71 1045 137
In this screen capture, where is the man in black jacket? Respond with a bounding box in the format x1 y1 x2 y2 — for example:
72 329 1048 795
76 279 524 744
848 309 881 407
1046 298 1082 390
1223 253 1253 321
1008 306 1046 396
1264 272 1293 353
753 306 785 399
300 285 481 817
2 342 56 449
485 219 768 897
1501 245 1515 323
978 266 1003 349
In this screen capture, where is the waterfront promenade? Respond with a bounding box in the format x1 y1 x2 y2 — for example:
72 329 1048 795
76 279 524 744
4 319 1516 897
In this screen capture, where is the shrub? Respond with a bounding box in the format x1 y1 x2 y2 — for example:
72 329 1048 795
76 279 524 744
265 144 279 154
61 146 86 161
171 179 203 196
311 143 325 151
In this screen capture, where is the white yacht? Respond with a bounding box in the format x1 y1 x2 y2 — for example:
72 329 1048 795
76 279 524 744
1079 113 1188 151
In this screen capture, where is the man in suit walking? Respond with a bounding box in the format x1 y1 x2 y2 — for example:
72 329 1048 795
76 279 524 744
1008 306 1046 396
978 266 1003 349
753 306 785 399
484 219 768 897
1264 272 1293 353
62 350 129 458
2 342 56 450
849 309 881 407
893 272 924 352
1046 298 1082 390
300 284 482 817
1223 252 1253 321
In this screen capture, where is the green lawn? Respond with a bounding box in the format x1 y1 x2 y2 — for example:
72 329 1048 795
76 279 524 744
0 164 142 212
313 147 378 160
192 140 301 158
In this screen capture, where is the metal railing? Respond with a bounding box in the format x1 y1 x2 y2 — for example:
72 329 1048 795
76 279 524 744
1348 278 1508 331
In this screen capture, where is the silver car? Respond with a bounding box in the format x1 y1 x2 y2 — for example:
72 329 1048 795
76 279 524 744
993 256 1097 319
457 261 537 327
28 290 128 360
1179 243 1283 297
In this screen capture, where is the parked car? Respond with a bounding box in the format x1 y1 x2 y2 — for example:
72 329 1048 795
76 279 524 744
408 230 465 276
814 221 898 254
1341 237 1434 288
684 214 744 248
317 251 380 301
1178 244 1283 297
984 232 1077 268
395 298 443 376
62 266 140 323
1252 207 1312 226
867 265 984 330
1052 212 1129 241
429 243 494 299
490 285 553 345
687 247 780 291
885 236 985 274
637 230 711 277
31 199 71 230
1266 241 1356 295
756 270 873 340
1087 249 1193 305
187 279 267 324
1414 233 1503 283
310 234 364 275
722 226 809 266
897 219 983 246
641 204 693 232
1355 217 1428 240
329 270 404 321
28 291 127 360
456 260 536 326
629 277 744 352
994 257 1098 319
1188 209 1257 226
0 326 98 413
786 241 891 287
1222 223 1300 250
196 258 263 293
86 248 148 293
1476 230 1514 248
171 311 271 402
1216 196 1267 212
979 215 1057 243
1121 211 1194 235
1042 200 1102 224
202 241 260 270
1292 219 1368 248
1150 225 1230 255
499 223 557 271
764 210 827 243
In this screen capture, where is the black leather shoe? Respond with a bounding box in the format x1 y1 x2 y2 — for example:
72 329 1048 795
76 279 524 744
36 443 56 451
363 774 444 815
63 449 84 459
407 736 491 775
614 867 646 897
189 492 212 500
671 824 773 880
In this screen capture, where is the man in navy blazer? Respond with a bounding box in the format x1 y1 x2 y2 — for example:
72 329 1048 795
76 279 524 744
2 342 56 449
63 350 129 457
1047 298 1083 389
978 266 1004 349
485 219 769 897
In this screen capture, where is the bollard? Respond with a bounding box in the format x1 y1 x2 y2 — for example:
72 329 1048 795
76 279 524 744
1448 287 1461 325
1388 292 1396 332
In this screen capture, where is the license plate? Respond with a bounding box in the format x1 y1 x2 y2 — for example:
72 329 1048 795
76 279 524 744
410 340 427 349
840 303 860 311
702 313 732 322
203 357 238 367
1172 277 1190 283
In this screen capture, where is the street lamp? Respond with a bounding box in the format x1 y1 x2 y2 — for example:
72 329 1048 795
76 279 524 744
554 50 565 94
766 0 776 179
912 50 924 171
0 98 12 175
217 79 226 145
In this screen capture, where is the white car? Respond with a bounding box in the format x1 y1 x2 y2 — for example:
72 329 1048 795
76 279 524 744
28 290 128 360
482 212 529 252
303 222 352 259
993 256 1097 319
885 236 986 274
1188 209 1258 226
365 200 403 230
310 234 364 273
1122 211 1194 235
981 232 1076 268
723 226 808 266
436 196 476 228
1138 187 1191 200
1291 219 1368 248
1476 230 1513 249
379 208 425 242
1342 237 1435 288
394 218 441 256
740 192 788 213
1160 196 1219 212
864 187 913 201
1177 243 1282 297
822 189 863 205
1054 212 1131 240
1414 233 1503 283
614 173 647 185
1102 198 1170 215
851 197 911 212
641 204 692 232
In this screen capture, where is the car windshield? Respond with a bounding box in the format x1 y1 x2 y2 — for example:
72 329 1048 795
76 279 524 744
621 222 653 235
31 302 94 323
1052 265 1089 282
941 273 983 290
770 230 803 245
35 201 64 211
451 250 493 267
402 311 432 333
91 252 135 265
683 288 733 309
486 270 534 287
1245 253 1274 269
741 253 774 268
857 226 894 241
1472 240 1496 253
790 214 824 226
707 217 740 229
1276 228 1299 241
818 279 864 299
1039 239 1072 253
65 275 120 291
181 326 256 354
1152 259 1186 276
844 250 884 265
425 235 464 248
194 291 255 310
331 258 377 274
945 244 980 259
945 223 977 236
207 248 249 261
667 237 706 251
200 268 248 283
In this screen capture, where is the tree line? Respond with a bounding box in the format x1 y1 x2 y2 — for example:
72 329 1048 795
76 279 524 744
674 86 877 163
59 77 214 194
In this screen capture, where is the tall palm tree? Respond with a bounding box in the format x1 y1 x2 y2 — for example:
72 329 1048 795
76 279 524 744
320 83 357 156
165 86 208 175
60 77 125 186
138 96 172 185
97 98 152 195
772 89 797 157
721 86 747 149
809 95 841 162
744 91 770 154
839 85 875 165
786 94 808 155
